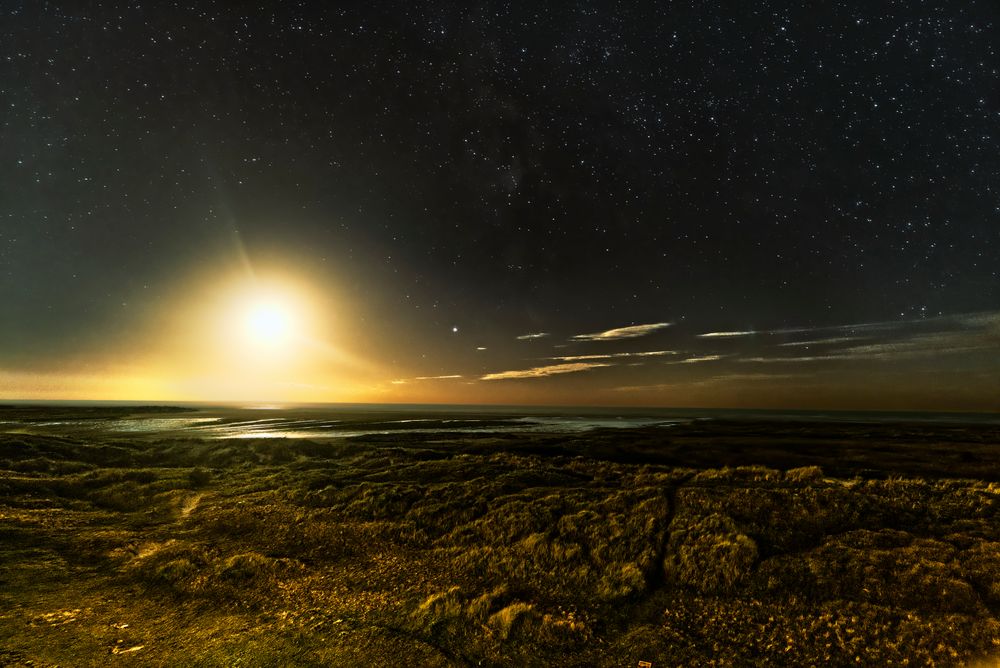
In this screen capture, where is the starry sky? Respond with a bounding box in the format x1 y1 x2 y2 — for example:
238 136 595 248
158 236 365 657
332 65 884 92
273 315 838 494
2 2 999 410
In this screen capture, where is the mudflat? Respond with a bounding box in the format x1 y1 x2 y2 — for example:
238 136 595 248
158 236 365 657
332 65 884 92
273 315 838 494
1 406 999 665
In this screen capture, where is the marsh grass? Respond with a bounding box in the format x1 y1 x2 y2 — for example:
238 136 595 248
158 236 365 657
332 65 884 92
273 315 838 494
1 410 999 665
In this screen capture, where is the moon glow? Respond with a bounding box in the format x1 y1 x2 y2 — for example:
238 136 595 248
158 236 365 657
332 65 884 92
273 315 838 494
245 301 294 346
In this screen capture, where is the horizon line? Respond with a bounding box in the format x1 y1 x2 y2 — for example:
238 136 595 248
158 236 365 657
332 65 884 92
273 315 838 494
1 398 998 417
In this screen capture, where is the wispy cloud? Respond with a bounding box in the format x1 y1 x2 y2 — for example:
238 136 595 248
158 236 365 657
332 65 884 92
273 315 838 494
740 356 839 364
697 317 927 341
481 362 610 381
570 322 672 342
547 350 676 362
612 383 681 393
673 354 727 364
516 332 550 340
785 320 905 335
777 337 863 348
706 372 801 382
696 331 756 338
614 372 801 392
740 316 1000 365
960 312 1000 328
835 331 996 360
391 374 463 385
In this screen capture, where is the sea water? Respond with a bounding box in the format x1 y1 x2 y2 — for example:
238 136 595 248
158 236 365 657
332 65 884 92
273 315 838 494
2 401 999 439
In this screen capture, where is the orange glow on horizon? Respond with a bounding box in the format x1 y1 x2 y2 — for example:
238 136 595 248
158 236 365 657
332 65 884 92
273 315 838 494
0 264 386 405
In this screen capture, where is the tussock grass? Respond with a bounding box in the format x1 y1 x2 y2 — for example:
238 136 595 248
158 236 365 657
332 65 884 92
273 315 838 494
407 585 590 661
440 487 669 605
3 411 1000 665
666 512 758 593
757 532 982 613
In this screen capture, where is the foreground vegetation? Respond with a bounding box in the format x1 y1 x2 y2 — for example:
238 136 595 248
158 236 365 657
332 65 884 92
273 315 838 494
1 408 999 665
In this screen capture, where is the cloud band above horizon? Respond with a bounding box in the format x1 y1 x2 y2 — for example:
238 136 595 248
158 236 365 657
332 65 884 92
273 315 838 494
570 322 672 342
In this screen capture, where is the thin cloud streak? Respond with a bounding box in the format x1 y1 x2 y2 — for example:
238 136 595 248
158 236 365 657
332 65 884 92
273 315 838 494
671 354 727 364
516 332 550 340
697 331 756 338
741 356 840 364
707 373 801 382
547 350 676 362
570 322 672 341
960 312 1000 328
612 383 681 392
481 362 611 381
391 374 463 385
614 372 798 393
697 314 961 341
777 337 863 347
740 321 1000 364
836 331 997 359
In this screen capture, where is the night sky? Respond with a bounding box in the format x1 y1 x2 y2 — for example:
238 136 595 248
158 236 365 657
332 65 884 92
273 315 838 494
2 2 999 410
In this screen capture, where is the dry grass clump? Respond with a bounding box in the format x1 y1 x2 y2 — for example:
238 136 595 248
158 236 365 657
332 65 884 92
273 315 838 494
656 596 1000 666
677 482 866 554
85 479 159 512
757 530 982 613
7 457 93 474
4 467 201 521
784 465 824 482
443 487 669 603
957 540 1000 607
487 602 535 640
665 512 758 593
126 539 303 608
407 585 590 662
691 465 784 484
366 465 673 660
198 499 355 561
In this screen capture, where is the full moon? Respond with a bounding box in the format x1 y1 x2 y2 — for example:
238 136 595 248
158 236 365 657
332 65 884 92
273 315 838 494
202 273 325 370
244 301 294 346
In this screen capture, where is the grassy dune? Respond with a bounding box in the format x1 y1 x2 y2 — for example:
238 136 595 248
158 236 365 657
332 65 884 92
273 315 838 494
1 412 999 665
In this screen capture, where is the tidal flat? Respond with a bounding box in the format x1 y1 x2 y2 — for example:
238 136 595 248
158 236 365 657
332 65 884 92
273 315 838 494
1 406 999 666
